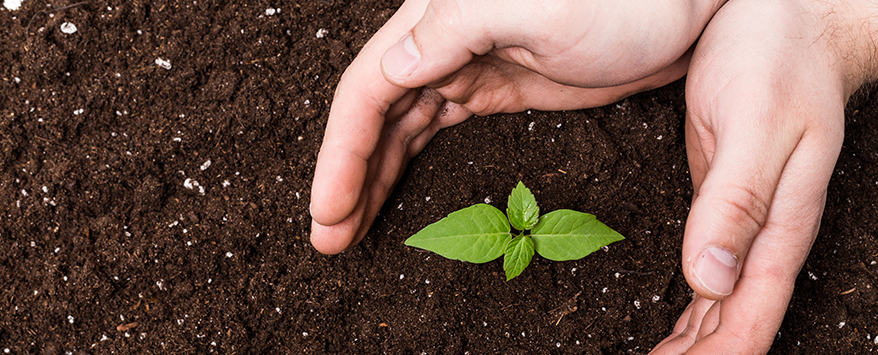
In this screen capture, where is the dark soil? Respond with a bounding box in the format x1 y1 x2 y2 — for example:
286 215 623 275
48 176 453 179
2 0 877 354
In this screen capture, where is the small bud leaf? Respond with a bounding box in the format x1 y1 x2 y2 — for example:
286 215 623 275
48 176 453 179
503 235 535 281
507 181 539 231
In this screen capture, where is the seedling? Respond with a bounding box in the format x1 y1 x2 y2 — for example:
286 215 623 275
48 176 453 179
405 182 625 280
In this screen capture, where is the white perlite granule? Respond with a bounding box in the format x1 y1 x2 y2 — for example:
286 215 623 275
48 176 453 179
4 0 22 11
60 22 77 34
155 58 172 70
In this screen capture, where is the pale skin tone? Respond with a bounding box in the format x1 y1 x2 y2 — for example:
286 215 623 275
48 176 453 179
310 0 878 353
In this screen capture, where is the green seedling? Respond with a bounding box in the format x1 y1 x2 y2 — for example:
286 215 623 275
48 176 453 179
405 182 625 280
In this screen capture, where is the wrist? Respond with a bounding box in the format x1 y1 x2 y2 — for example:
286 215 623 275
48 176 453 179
851 0 878 84
808 0 878 95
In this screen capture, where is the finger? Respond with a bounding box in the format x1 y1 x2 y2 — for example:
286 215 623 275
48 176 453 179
429 50 692 115
650 295 716 354
310 0 431 227
348 97 473 249
310 89 459 253
380 0 491 87
348 103 471 252
310 194 368 254
681 211 821 354
694 300 721 341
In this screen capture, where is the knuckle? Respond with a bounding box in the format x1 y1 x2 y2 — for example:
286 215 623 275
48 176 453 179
462 83 522 116
713 185 770 233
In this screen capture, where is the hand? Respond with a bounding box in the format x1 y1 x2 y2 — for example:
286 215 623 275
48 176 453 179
309 0 726 254
650 0 876 353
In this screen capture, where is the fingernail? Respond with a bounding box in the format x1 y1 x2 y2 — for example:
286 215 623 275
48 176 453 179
383 33 420 78
693 247 738 296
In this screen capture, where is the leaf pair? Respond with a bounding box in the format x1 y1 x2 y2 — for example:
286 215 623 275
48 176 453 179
404 182 624 280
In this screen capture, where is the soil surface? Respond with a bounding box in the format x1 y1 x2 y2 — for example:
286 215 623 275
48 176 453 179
2 0 878 354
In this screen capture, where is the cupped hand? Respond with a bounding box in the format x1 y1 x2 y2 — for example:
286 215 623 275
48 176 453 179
651 0 876 353
309 0 727 254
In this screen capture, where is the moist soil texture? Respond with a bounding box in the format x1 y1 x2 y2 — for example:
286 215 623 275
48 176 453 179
2 0 878 354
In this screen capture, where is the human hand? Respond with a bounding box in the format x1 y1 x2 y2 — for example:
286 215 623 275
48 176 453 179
309 0 726 254
650 0 877 353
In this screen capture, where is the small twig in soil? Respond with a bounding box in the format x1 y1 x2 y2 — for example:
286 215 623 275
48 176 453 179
854 262 878 279
500 303 521 311
617 269 655 276
549 291 581 325
244 54 280 65
116 322 138 332
24 2 90 43
839 287 857 295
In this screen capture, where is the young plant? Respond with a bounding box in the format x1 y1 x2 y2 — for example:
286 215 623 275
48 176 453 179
405 182 625 280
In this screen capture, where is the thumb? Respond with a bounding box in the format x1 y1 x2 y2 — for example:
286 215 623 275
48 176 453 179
380 1 493 87
682 88 802 300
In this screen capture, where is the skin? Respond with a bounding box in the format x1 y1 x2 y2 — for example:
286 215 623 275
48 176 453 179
652 0 876 353
309 0 878 353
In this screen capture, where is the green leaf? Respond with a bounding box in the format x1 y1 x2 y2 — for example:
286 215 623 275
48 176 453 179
507 181 540 231
404 204 511 263
530 210 625 261
503 235 535 281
